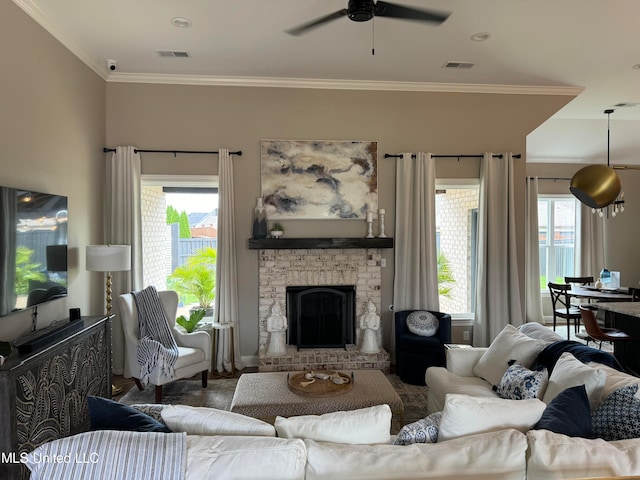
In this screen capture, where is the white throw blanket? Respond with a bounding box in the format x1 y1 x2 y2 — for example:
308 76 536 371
25 431 186 480
133 286 179 385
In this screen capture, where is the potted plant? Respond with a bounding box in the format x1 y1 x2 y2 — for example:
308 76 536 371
270 222 284 239
167 247 216 316
176 308 207 333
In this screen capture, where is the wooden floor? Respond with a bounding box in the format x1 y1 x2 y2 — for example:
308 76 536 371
111 367 256 400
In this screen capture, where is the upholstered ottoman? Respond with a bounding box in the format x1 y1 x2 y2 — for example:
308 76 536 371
230 370 404 424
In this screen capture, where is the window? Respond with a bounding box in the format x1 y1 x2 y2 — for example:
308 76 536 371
141 176 218 317
435 181 479 316
538 195 578 289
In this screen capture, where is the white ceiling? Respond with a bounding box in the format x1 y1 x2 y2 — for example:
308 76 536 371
15 0 640 164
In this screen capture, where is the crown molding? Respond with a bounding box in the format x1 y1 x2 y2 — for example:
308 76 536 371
14 0 108 80
107 72 584 96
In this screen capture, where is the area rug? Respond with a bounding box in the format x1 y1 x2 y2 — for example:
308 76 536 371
119 373 429 434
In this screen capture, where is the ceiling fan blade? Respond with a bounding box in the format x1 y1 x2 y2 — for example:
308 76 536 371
286 9 349 36
374 1 450 24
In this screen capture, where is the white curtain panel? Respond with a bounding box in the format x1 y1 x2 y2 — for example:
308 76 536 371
392 152 440 355
106 146 143 375
214 149 244 372
578 203 605 279
474 153 523 346
525 177 544 324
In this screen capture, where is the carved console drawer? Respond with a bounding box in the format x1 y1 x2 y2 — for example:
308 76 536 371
0 316 111 480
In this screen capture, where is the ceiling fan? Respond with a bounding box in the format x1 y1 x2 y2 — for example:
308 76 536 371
286 0 451 36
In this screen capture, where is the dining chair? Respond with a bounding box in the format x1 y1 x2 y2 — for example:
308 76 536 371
564 276 595 308
548 282 582 340
579 305 637 350
564 276 594 286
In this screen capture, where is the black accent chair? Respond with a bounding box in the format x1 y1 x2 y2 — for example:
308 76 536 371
395 310 451 386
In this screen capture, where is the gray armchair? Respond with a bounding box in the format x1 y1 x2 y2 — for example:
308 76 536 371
118 290 211 402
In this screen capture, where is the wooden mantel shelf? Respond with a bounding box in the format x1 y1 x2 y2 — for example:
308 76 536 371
248 237 394 250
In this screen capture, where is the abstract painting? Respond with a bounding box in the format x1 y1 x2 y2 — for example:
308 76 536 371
261 140 377 219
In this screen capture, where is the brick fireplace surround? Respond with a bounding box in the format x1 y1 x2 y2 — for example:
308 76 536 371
256 245 391 372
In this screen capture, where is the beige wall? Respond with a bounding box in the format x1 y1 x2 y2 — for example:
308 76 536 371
107 82 573 356
0 2 106 341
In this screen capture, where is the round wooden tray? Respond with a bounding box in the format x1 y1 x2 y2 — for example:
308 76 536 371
288 371 353 397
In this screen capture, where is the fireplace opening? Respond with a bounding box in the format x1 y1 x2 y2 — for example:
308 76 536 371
286 285 356 349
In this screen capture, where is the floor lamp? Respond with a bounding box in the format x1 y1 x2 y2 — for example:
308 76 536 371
86 244 131 396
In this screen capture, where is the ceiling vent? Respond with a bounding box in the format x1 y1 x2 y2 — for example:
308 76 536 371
156 50 191 58
443 61 474 69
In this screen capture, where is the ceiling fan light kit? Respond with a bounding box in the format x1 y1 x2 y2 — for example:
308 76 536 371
286 0 450 36
348 0 375 22
570 109 625 217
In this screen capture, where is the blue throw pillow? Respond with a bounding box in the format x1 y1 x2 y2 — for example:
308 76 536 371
592 384 640 441
87 396 171 433
495 361 548 400
534 384 592 438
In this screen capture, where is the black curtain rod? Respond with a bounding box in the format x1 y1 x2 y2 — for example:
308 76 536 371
384 153 521 159
103 148 242 156
533 177 572 181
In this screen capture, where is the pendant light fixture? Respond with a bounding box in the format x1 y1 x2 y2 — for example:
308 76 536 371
570 109 624 217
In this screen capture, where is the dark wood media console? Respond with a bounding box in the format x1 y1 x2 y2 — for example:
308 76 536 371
0 316 111 480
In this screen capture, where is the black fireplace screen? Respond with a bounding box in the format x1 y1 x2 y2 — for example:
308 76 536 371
286 285 356 349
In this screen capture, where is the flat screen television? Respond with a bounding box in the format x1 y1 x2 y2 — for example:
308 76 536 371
0 187 68 317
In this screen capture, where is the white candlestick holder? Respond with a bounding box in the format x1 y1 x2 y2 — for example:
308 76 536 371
366 220 374 238
378 210 387 238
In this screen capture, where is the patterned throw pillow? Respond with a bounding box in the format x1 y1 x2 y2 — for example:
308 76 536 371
592 384 640 441
495 361 548 400
393 412 441 445
406 311 439 337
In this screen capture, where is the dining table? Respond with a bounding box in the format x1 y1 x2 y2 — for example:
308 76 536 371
568 286 633 302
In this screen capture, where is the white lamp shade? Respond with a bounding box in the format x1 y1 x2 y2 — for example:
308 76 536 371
86 245 131 272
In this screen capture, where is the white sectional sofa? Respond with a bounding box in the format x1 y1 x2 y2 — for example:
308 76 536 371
425 322 635 415
24 404 533 480
23 322 640 479
425 322 561 413
23 402 640 480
